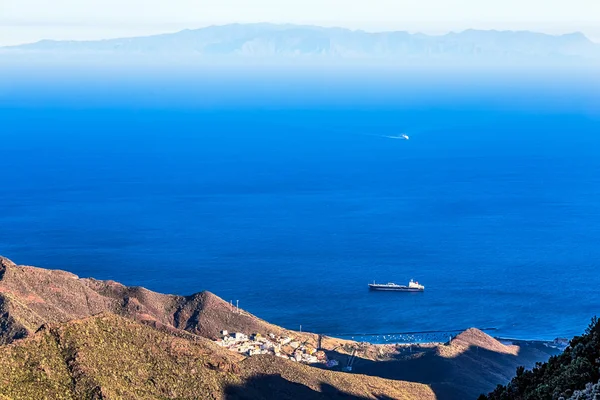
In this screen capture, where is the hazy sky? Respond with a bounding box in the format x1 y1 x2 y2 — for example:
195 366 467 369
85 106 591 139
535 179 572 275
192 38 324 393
2 0 600 46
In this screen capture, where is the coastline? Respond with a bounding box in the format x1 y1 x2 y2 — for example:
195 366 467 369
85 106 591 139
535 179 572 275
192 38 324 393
1 256 565 399
334 335 568 355
333 329 567 350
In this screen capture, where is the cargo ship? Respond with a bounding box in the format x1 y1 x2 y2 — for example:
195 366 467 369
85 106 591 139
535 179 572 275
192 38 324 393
368 279 425 292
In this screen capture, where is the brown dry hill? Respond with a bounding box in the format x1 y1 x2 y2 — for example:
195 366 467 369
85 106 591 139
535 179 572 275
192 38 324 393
0 313 435 400
0 256 310 345
0 256 559 399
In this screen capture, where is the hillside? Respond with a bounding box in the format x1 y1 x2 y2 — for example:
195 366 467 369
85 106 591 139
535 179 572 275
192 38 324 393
0 313 434 400
350 328 559 399
0 256 309 345
479 317 600 400
2 24 599 61
0 256 560 399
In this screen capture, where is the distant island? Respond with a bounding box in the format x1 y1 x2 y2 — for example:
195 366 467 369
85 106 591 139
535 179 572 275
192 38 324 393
2 23 599 63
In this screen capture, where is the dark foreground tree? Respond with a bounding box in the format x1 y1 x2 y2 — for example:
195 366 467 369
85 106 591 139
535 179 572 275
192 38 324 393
479 317 600 400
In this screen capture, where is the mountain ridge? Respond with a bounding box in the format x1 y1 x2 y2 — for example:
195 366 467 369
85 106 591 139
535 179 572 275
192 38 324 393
3 23 599 61
0 256 305 345
0 256 560 399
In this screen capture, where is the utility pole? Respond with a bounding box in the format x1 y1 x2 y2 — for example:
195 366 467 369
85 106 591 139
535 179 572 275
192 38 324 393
236 300 239 314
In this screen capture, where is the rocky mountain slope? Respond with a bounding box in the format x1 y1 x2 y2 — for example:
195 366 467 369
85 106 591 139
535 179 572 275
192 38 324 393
0 256 559 399
0 313 434 400
0 256 304 345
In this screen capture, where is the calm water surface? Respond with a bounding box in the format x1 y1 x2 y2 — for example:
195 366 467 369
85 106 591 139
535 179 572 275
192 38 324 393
1 70 599 341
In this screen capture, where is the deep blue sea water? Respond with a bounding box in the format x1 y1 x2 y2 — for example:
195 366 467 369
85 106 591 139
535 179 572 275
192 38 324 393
1 68 599 341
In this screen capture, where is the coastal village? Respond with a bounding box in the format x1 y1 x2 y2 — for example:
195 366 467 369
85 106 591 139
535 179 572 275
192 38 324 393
214 330 341 368
213 327 571 372
213 325 449 371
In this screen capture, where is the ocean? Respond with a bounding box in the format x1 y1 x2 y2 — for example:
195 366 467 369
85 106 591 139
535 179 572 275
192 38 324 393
1 66 599 342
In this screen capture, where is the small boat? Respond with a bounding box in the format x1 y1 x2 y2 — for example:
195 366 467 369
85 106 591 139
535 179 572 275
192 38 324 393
368 279 424 292
383 133 409 140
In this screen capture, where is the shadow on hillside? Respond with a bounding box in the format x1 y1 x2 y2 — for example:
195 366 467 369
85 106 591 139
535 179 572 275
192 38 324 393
225 375 397 400
346 342 558 400
224 342 558 400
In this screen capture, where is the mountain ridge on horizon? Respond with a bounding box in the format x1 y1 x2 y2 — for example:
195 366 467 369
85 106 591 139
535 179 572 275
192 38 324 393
3 22 599 62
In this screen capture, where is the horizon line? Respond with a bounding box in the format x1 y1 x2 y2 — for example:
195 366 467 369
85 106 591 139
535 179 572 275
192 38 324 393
3 22 597 48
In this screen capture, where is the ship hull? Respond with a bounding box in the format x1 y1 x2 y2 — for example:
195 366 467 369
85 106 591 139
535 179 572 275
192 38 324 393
368 285 424 292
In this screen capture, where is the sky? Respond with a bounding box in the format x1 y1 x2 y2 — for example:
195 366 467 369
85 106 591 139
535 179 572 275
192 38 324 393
2 0 600 46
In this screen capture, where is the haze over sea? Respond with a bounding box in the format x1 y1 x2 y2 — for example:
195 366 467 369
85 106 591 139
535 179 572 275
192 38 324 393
1 66 599 342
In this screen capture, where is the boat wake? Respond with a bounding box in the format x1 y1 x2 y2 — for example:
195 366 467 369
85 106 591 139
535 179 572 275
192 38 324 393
381 134 410 140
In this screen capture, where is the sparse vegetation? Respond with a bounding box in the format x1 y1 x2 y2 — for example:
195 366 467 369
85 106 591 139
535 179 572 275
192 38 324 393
0 256 313 346
0 314 435 400
0 256 562 400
